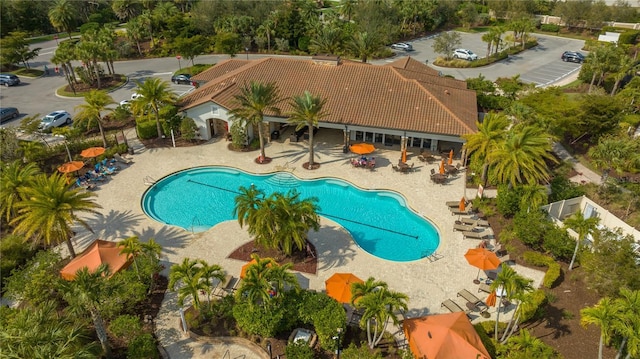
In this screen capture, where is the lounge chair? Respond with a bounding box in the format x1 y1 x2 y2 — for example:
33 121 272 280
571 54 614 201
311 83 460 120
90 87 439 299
441 299 465 313
460 217 490 227
457 289 487 310
462 230 492 240
114 153 133 164
213 275 235 297
453 223 474 232
392 165 400 172
499 254 514 265
478 283 492 294
446 201 463 208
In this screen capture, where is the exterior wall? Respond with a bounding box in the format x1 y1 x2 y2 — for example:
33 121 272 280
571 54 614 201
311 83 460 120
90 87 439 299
542 195 640 242
186 101 465 148
535 15 640 30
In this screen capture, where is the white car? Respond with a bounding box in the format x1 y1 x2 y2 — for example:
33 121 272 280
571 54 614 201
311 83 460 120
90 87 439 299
453 49 478 61
120 93 143 107
39 110 72 131
390 43 413 51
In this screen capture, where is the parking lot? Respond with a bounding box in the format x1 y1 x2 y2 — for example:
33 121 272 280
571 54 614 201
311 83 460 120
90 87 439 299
375 31 586 87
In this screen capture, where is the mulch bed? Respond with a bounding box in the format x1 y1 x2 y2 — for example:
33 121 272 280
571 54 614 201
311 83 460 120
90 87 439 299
227 241 317 275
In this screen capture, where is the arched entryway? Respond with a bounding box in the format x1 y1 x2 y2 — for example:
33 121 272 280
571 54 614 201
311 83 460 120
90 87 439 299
206 118 228 140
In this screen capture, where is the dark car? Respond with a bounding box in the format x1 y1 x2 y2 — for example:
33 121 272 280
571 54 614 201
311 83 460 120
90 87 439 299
171 74 192 85
0 107 19 123
0 73 20 87
561 51 585 63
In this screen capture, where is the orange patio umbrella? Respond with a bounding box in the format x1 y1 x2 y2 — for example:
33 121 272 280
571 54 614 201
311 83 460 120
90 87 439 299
403 312 491 359
401 148 407 163
58 161 84 174
80 146 106 159
485 290 497 307
240 258 274 279
439 159 445 175
464 248 501 281
448 149 454 165
60 240 131 280
459 197 466 212
349 143 375 155
325 273 363 303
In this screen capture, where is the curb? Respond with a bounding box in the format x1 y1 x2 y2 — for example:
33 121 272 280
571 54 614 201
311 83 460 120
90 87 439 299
54 75 130 99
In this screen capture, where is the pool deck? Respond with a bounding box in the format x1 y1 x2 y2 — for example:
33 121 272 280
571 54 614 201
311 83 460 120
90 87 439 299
69 128 544 358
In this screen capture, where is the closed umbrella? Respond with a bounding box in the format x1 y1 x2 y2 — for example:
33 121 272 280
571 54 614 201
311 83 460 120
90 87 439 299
485 290 497 307
325 273 363 303
58 161 84 173
349 143 375 155
81 147 106 159
448 149 454 165
401 149 407 163
464 248 501 281
459 197 466 212
439 159 445 175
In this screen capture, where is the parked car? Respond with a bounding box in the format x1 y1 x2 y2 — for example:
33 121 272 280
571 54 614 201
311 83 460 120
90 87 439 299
0 107 19 123
39 110 72 131
561 51 585 63
390 43 413 51
171 74 192 85
0 73 20 87
453 49 478 61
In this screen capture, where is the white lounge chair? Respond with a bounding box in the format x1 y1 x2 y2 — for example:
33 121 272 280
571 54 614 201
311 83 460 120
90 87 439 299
114 153 133 165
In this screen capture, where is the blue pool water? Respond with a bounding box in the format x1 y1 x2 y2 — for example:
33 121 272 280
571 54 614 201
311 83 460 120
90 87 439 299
141 167 440 262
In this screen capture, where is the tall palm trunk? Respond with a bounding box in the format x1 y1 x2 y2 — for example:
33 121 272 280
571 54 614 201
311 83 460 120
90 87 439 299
615 337 627 359
93 60 101 89
597 332 604 359
65 238 77 258
97 120 108 148
494 299 503 339
153 107 163 138
308 124 315 166
258 124 266 159
90 308 112 358
501 300 521 342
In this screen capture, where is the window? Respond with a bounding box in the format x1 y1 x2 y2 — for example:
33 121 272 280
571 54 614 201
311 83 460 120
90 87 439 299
211 105 219 116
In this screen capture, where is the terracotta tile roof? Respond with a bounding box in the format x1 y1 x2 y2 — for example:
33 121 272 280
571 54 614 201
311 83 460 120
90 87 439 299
191 59 251 82
180 57 478 137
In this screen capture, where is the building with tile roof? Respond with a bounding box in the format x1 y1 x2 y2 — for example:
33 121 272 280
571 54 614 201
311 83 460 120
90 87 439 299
179 56 478 153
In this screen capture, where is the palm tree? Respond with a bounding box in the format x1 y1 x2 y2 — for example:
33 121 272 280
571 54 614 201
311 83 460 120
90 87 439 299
11 173 102 258
235 255 279 306
503 329 556 357
198 261 225 311
0 161 40 223
349 32 380 63
270 191 320 256
266 261 299 297
168 258 207 310
126 17 146 56
581 297 619 359
461 113 509 186
518 184 548 212
117 236 143 277
564 211 600 270
288 91 329 169
309 26 343 55
500 273 534 343
351 277 388 305
354 287 408 348
490 265 529 340
228 81 282 161
132 77 177 139
233 185 265 229
48 0 77 39
613 288 640 359
611 54 637 96
339 0 357 22
74 90 115 148
59 265 113 358
488 125 557 187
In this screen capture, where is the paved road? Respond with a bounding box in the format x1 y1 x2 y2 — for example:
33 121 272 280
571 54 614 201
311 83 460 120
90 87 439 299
372 32 586 87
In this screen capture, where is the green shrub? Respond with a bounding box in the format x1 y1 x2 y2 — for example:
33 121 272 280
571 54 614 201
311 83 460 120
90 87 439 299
285 341 315 359
496 185 521 217
513 210 553 248
341 342 384 359
180 118 199 141
540 24 560 32
189 64 214 76
127 333 159 359
232 301 285 337
136 119 157 140
542 227 575 261
618 30 640 45
473 323 497 359
549 176 585 202
4 250 64 307
296 291 346 351
543 262 561 288
522 251 553 267
0 234 36 290
109 315 143 344
520 290 547 322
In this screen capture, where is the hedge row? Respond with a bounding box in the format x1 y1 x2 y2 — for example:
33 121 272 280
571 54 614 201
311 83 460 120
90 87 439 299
522 251 561 288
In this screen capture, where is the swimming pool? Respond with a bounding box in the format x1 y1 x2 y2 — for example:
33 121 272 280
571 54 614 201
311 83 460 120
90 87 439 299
141 167 440 262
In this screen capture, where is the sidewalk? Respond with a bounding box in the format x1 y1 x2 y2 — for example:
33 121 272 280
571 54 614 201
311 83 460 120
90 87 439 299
552 142 603 185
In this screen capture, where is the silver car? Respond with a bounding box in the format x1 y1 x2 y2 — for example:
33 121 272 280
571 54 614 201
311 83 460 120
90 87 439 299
39 110 72 131
453 49 478 61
